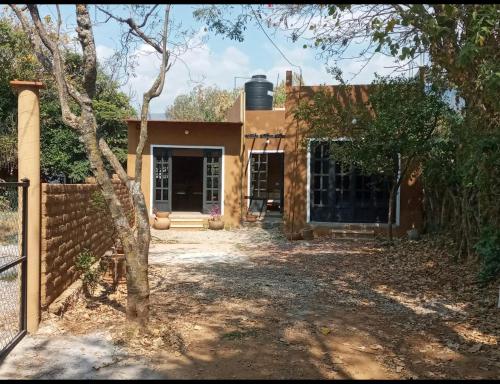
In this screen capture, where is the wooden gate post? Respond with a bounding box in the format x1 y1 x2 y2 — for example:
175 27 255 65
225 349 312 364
10 80 44 333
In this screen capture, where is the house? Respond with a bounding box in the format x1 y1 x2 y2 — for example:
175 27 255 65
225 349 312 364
126 71 423 236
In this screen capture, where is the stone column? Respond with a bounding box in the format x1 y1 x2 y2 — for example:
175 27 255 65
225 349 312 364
10 80 44 333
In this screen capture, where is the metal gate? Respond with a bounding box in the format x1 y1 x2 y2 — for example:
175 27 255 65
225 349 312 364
0 178 28 359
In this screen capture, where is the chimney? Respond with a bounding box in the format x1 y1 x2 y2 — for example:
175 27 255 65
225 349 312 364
285 70 292 89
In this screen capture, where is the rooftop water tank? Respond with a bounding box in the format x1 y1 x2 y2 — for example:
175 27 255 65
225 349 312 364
245 75 273 110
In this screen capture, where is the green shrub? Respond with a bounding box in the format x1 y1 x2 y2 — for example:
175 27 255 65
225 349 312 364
475 226 500 283
75 249 102 295
90 190 107 211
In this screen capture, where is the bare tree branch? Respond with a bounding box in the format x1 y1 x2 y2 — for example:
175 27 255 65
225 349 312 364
75 4 97 100
96 6 165 54
98 138 130 185
135 5 171 183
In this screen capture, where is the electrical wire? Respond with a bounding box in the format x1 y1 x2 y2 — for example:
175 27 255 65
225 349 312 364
249 5 302 82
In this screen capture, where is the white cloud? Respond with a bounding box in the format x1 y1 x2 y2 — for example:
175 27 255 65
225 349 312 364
96 35 413 113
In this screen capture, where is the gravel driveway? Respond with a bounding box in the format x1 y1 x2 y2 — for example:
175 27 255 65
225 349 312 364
0 226 498 379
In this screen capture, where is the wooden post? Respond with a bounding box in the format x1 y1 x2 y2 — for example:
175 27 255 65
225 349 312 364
10 80 44 333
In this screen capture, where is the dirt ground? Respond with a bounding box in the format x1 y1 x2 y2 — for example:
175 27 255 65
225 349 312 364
1 226 499 379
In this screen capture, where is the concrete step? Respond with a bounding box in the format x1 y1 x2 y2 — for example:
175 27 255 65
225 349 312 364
170 223 205 231
170 223 204 227
330 229 375 239
170 218 206 225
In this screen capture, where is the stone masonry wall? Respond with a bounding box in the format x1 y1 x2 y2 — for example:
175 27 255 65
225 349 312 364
40 178 132 308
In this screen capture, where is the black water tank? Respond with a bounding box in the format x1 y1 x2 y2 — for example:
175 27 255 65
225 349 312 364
245 75 273 110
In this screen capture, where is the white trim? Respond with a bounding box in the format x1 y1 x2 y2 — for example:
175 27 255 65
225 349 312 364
150 144 225 216
305 138 401 225
246 149 285 208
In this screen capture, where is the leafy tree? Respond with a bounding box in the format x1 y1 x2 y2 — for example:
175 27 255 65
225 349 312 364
273 71 303 109
0 17 134 182
10 4 174 323
167 84 240 122
195 4 500 272
195 4 499 119
294 74 450 241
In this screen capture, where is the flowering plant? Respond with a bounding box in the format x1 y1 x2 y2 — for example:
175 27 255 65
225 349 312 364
209 204 221 221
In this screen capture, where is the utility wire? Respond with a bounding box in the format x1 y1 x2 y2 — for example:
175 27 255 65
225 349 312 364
249 5 304 236
250 5 302 83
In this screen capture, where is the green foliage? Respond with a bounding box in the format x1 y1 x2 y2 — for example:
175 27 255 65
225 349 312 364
273 72 303 109
75 249 102 295
166 84 240 122
193 5 252 42
475 227 500 283
90 190 107 212
294 75 448 180
0 17 134 182
294 74 450 240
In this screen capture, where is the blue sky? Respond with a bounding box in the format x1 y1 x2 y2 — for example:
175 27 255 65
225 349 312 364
36 4 413 113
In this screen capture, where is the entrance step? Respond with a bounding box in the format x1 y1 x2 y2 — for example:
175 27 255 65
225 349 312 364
311 225 376 240
169 216 207 230
330 229 375 240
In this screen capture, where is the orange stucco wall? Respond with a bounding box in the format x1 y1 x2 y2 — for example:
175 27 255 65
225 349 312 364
127 74 423 236
279 81 423 236
241 78 423 236
127 121 243 227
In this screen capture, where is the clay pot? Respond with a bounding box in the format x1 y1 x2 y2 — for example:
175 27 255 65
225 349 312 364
208 219 224 230
153 216 171 230
301 228 314 240
156 211 170 218
245 214 258 222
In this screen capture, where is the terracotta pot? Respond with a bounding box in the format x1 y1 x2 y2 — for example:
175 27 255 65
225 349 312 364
301 228 314 240
245 215 258 222
156 211 170 218
153 217 171 230
208 219 224 230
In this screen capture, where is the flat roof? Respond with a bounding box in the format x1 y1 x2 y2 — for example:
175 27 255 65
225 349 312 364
126 118 242 124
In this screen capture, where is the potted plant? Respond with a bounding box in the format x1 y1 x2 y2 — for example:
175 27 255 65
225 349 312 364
245 211 258 222
152 207 171 230
208 205 224 230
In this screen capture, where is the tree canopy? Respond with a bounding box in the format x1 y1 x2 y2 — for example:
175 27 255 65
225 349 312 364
166 84 240 122
194 4 500 279
0 17 134 182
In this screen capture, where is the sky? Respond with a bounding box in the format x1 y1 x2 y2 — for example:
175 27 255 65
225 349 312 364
36 4 422 114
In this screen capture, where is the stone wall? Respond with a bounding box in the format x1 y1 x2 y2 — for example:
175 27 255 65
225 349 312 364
40 178 132 308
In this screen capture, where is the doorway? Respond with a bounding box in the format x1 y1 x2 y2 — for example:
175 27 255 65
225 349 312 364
248 152 284 216
171 156 203 212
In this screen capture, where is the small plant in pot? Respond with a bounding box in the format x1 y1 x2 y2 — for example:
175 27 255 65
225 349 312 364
208 205 224 230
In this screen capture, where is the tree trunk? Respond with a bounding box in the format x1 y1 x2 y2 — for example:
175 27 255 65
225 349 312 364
11 3 172 326
80 112 150 323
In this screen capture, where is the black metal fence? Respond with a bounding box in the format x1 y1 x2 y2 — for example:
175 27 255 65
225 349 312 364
0 178 28 359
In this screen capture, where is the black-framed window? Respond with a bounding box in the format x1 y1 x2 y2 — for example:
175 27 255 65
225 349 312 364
309 140 395 223
154 147 170 205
